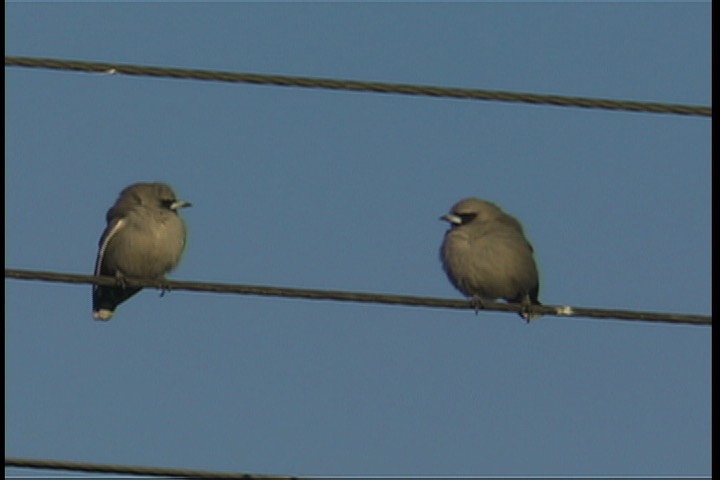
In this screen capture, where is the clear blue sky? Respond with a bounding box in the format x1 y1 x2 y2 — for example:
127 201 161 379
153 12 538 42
5 2 711 477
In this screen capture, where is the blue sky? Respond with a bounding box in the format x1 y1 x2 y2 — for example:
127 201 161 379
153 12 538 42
5 2 711 477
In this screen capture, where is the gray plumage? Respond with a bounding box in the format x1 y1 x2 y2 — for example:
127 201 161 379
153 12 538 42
92 182 191 320
440 198 540 319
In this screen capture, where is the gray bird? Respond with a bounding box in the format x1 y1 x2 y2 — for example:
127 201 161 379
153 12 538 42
92 182 191 320
439 198 540 320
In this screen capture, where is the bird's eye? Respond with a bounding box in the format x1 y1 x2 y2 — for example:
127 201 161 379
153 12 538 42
160 199 176 209
458 213 477 224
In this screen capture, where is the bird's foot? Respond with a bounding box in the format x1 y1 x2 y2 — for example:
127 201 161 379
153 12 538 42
519 297 541 323
158 279 171 297
114 272 128 289
471 295 487 315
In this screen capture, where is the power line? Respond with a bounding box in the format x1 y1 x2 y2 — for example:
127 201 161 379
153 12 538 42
5 457 298 479
5 268 711 326
5 56 712 117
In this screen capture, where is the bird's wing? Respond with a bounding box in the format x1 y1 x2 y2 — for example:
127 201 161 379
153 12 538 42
94 217 127 277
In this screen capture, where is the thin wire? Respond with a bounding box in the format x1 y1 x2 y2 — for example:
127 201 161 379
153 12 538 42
4 268 711 326
4 457 698 480
5 56 712 117
4 457 298 479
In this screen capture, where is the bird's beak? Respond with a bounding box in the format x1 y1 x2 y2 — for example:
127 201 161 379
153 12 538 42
440 214 462 225
170 200 192 210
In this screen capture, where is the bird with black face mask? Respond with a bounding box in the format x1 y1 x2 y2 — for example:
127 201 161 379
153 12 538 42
440 198 540 321
92 182 191 320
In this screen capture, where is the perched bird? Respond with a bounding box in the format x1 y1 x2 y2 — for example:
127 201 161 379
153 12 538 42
439 198 540 320
92 182 191 320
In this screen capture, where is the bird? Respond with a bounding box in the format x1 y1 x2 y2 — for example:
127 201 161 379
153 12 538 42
92 182 191 320
439 198 540 320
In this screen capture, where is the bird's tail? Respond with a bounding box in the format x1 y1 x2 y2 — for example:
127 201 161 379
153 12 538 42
92 285 142 320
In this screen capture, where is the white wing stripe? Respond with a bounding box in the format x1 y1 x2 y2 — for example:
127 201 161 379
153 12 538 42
94 218 127 277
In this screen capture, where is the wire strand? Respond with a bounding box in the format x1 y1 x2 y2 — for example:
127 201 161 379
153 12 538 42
4 268 711 326
5 457 298 479
5 56 712 117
